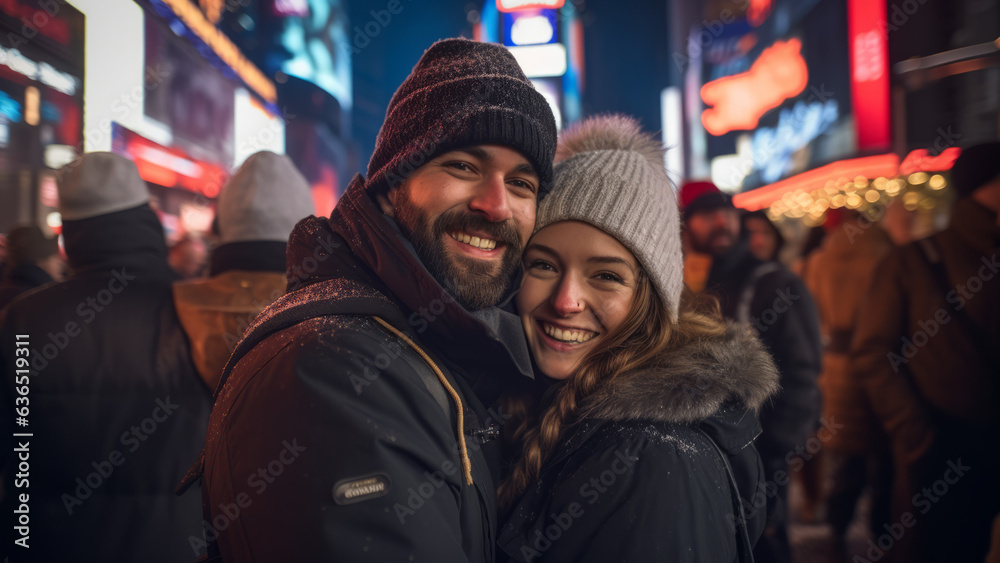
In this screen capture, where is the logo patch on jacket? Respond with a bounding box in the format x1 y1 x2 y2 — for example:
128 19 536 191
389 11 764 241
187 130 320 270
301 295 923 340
332 473 391 505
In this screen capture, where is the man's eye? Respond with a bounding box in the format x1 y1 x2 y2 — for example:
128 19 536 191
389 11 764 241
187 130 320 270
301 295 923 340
509 179 537 193
445 162 474 172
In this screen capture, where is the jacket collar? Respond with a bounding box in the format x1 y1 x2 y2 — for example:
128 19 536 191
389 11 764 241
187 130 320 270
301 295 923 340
545 322 779 465
579 322 778 425
61 204 174 277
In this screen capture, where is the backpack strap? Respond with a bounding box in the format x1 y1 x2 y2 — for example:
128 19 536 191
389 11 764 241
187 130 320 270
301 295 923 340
698 427 755 563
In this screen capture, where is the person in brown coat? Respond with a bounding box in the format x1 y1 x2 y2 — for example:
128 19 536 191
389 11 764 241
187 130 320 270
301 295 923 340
805 212 895 543
172 151 314 391
852 142 1000 563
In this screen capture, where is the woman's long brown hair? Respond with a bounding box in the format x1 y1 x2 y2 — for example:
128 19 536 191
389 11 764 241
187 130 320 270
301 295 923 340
497 272 728 511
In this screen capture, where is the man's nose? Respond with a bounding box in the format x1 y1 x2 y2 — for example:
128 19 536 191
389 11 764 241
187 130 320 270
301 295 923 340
469 174 513 223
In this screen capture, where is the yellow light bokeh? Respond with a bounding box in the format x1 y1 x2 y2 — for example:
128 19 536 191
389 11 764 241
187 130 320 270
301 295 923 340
908 172 929 185
929 174 946 190
865 190 881 203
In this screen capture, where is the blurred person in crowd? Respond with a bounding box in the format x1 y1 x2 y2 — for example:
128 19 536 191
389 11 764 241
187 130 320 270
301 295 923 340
0 225 65 310
804 209 895 546
744 209 785 263
498 115 778 562
852 142 1000 563
681 180 822 563
183 39 557 561
680 181 715 294
881 198 917 246
0 153 211 562
172 151 314 391
169 233 208 279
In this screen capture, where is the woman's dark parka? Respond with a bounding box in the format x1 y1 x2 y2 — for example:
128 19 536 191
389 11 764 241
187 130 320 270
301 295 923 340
500 324 780 562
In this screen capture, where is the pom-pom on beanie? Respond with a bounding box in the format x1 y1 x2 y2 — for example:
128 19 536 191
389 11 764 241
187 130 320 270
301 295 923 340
366 38 558 196
535 114 683 321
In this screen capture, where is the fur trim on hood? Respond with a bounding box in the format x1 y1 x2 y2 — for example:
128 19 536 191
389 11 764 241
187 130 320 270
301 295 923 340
580 323 780 424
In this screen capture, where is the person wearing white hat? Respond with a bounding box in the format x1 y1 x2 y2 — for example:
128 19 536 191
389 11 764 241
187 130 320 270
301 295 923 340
0 152 211 562
172 151 315 391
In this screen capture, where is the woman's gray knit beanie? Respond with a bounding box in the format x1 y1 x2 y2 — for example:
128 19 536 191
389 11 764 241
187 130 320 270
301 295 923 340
535 114 683 321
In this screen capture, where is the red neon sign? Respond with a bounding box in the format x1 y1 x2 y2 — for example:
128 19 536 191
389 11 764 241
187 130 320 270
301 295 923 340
733 153 901 211
747 0 773 27
848 0 890 150
898 147 961 175
700 39 809 136
497 0 564 13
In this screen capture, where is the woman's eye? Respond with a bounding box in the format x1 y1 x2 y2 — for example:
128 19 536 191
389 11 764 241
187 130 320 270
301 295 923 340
597 272 624 284
527 260 555 272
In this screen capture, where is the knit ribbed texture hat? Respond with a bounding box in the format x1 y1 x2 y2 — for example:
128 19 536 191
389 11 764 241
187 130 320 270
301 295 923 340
536 115 683 321
57 152 149 221
366 38 558 196
218 151 314 244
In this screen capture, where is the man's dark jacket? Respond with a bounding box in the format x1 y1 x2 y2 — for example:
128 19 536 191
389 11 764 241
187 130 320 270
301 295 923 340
0 205 211 562
196 175 534 561
705 239 822 470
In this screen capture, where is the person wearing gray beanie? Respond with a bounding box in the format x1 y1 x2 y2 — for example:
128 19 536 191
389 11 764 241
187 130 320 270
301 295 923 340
172 151 315 390
0 152 211 562
498 115 779 562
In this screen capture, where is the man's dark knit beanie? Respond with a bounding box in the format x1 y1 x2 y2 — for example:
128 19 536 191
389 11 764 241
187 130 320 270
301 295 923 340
366 38 558 196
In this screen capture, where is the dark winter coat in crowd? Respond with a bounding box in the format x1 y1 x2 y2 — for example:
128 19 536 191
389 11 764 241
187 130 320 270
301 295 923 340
192 174 533 562
704 238 822 467
172 242 288 391
0 205 211 562
499 324 780 562
804 222 894 454
0 262 55 310
852 196 1000 563
703 236 821 563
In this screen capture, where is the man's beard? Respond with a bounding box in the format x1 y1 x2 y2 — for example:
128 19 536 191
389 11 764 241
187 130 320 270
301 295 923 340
393 187 524 310
689 227 736 256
